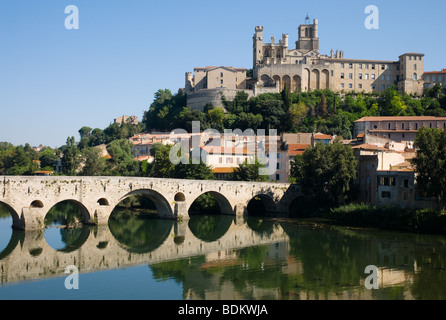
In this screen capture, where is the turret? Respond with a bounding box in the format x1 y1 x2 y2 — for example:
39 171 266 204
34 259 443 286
185 72 194 92
253 26 264 69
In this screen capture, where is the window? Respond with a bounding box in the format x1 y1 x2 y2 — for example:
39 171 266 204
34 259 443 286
415 123 418 130
372 64 376 70
226 157 233 164
371 84 375 90
341 83 345 88
359 64 363 69
341 63 345 68
277 153 282 159
349 63 353 69
381 64 386 70
365 74 369 80
402 123 405 130
349 73 353 79
359 84 363 89
349 83 353 89
381 191 391 199
359 73 363 80
404 179 409 188
372 74 376 80
379 176 396 186
221 72 224 77
365 64 369 69
277 162 281 170
276 174 281 181
341 73 345 79
331 70 334 76
414 64 417 70
381 75 385 81
219 157 223 164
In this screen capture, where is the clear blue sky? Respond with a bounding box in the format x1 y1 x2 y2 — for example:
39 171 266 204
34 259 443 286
1 0 445 148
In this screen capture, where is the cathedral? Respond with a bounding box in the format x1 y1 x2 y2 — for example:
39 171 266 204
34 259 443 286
185 18 425 111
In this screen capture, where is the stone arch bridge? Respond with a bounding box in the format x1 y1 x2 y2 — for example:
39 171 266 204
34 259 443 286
0 176 300 230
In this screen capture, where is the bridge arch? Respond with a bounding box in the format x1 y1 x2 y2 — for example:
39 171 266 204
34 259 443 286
45 199 91 226
115 189 173 219
247 194 279 217
97 198 109 206
188 191 234 216
30 200 44 208
0 200 20 229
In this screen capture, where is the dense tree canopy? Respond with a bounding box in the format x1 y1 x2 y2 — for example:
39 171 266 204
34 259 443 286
291 139 358 206
412 128 446 208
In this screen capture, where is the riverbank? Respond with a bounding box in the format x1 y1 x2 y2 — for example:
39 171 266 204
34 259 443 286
319 203 446 235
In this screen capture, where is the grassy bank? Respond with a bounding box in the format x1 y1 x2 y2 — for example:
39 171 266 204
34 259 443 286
323 203 446 235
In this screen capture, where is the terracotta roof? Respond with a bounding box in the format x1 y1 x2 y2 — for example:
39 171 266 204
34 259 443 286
355 116 446 122
314 134 333 140
424 69 446 74
287 144 311 156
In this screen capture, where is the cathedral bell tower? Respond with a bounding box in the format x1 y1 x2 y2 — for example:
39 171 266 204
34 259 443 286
296 17 319 52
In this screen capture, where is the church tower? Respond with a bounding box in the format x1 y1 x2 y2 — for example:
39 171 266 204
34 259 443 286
296 17 319 52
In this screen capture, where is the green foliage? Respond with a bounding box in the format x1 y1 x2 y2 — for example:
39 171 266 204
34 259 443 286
328 203 446 234
106 139 140 176
62 137 82 176
79 147 107 176
412 128 446 208
232 159 268 182
292 139 357 206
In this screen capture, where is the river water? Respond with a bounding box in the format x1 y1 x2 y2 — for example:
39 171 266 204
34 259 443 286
1 206 446 300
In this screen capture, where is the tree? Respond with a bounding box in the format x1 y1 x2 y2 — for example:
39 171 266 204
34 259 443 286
78 126 92 139
39 148 58 171
232 159 268 182
411 128 446 208
79 147 107 176
173 158 214 180
62 137 82 176
289 101 308 129
147 143 176 178
106 139 140 176
292 140 357 206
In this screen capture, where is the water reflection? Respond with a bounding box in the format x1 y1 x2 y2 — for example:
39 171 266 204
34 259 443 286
188 215 234 242
1 206 446 299
108 217 174 253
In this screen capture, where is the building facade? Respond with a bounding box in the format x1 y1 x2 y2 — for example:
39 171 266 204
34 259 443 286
185 18 427 111
253 20 425 96
423 69 446 89
354 116 446 147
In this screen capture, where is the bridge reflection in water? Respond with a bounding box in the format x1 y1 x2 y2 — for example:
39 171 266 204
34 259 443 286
0 214 289 286
2 210 446 300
